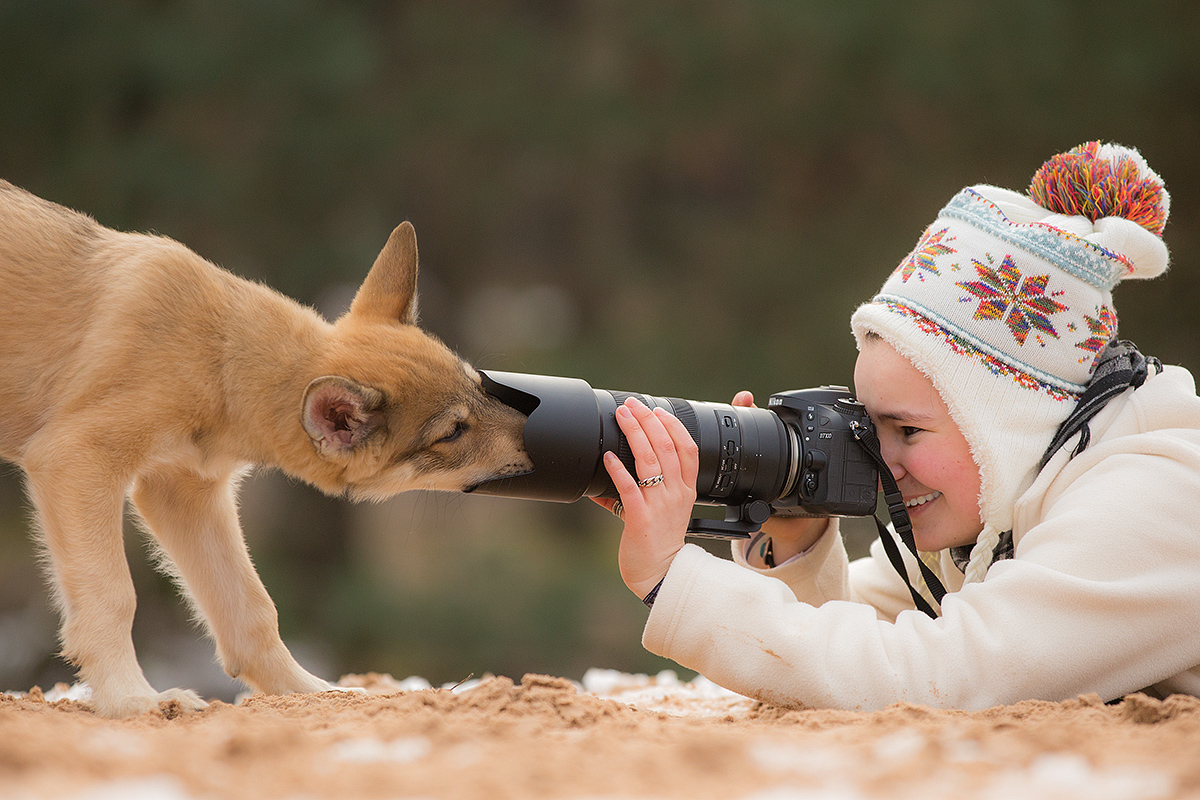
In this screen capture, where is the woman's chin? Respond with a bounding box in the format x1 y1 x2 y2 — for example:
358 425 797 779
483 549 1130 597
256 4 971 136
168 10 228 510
913 519 986 553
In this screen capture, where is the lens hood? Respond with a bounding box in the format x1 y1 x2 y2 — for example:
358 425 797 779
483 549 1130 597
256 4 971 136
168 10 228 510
472 370 610 502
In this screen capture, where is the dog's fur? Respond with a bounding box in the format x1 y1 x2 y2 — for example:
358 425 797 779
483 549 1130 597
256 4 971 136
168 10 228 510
0 180 532 717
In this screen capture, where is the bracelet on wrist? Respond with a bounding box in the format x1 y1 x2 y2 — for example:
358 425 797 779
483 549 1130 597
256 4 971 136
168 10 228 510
642 577 665 608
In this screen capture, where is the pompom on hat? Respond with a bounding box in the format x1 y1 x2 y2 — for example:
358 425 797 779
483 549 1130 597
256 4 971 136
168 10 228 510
850 142 1170 587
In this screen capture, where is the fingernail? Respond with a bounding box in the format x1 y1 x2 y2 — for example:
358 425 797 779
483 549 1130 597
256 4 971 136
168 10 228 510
616 405 631 418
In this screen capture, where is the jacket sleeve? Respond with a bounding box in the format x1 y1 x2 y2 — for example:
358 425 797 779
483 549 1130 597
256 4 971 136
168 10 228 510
730 519 954 622
644 429 1200 711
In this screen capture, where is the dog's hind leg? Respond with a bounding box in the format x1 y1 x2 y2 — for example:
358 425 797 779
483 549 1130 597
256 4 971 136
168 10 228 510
23 432 207 718
130 466 336 698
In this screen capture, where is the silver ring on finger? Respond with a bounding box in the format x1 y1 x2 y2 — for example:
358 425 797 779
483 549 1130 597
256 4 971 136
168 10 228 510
636 474 664 488
611 499 624 519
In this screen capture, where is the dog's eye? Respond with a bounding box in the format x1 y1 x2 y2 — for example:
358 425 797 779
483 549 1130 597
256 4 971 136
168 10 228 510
437 421 468 444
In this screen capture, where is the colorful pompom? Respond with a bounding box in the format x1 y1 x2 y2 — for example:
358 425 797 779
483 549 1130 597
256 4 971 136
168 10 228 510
1028 141 1169 236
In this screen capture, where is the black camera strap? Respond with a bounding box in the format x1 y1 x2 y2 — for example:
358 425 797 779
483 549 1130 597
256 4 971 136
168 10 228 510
851 422 946 619
1039 338 1161 470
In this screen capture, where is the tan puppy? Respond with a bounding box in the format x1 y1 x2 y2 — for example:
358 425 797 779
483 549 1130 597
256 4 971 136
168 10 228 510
0 180 532 717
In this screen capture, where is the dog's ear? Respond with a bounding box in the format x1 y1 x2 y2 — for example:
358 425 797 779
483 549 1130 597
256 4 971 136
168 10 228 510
302 376 386 456
349 222 419 325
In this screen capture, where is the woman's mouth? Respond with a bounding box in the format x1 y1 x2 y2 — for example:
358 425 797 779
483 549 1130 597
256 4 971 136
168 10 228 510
905 491 942 509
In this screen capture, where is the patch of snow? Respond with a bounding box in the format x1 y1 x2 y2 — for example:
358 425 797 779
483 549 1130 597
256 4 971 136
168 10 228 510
328 736 432 764
981 753 1175 800
580 667 628 696
870 729 926 762
444 677 484 694
395 675 433 692
45 682 92 702
582 668 753 717
72 776 195 800
3 682 92 703
747 741 855 776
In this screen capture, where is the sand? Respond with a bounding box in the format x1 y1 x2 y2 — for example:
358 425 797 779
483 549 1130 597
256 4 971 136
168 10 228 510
2 671 1199 800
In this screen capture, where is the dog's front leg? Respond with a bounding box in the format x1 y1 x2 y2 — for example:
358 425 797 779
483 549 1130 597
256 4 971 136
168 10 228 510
24 434 207 718
130 467 336 698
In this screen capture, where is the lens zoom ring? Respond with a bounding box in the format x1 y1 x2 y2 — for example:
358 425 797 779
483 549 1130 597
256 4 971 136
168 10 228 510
607 393 699 478
609 392 650 476
667 398 699 442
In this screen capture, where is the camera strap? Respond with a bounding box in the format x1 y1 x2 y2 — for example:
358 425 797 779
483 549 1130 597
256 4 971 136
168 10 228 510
851 422 946 619
1039 338 1160 470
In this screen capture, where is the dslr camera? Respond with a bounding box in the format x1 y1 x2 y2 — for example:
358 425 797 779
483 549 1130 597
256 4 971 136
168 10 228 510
470 371 879 539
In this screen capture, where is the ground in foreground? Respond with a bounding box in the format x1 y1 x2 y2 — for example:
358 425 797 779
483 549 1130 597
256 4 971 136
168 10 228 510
2 671 1198 799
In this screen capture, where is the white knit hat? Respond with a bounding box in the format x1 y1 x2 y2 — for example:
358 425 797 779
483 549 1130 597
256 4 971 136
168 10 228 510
850 142 1171 585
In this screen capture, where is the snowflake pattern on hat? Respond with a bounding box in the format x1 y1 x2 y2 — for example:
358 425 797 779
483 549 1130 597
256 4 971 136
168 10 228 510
1074 305 1118 368
956 255 1069 347
898 227 956 283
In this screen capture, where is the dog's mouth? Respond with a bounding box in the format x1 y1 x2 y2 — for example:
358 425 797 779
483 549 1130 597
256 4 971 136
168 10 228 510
463 467 534 494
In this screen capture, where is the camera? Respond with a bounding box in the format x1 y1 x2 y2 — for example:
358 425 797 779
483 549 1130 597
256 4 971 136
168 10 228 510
469 371 879 539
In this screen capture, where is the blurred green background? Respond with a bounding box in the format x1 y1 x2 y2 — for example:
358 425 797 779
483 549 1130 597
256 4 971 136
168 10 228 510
1 0 1197 700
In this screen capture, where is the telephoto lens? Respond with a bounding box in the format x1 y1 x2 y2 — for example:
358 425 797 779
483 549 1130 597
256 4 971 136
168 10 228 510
470 371 878 539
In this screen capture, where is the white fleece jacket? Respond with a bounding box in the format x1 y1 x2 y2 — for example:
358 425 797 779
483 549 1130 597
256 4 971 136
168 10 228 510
642 365 1200 710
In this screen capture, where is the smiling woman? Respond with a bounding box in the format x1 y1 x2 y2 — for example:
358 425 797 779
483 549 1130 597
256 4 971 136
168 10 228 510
606 142 1200 712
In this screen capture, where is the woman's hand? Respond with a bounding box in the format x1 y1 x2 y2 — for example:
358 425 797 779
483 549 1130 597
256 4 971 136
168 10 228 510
732 391 830 566
592 397 699 599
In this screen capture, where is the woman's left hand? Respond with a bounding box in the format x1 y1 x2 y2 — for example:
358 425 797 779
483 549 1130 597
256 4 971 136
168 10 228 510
591 397 699 599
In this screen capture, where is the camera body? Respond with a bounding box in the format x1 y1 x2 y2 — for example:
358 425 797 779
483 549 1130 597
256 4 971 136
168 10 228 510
471 371 878 539
763 387 878 517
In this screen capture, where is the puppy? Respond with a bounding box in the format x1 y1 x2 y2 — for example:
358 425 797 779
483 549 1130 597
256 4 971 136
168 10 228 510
0 180 532 717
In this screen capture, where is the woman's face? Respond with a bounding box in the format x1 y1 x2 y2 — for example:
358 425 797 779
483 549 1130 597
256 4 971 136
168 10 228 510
853 337 984 552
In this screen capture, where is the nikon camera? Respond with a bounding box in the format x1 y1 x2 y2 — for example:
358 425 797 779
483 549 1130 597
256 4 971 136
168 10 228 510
469 371 879 539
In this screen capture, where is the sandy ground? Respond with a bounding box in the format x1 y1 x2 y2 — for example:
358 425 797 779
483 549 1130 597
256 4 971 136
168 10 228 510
2 671 1199 800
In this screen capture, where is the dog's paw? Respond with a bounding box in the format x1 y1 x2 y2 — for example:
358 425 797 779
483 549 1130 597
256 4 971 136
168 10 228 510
92 687 208 719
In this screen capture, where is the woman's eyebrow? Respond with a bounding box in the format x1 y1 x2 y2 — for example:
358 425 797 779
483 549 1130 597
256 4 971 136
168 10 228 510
873 409 937 423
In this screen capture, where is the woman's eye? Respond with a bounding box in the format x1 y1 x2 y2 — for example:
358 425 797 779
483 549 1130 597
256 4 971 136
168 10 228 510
438 421 468 444
900 426 922 438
